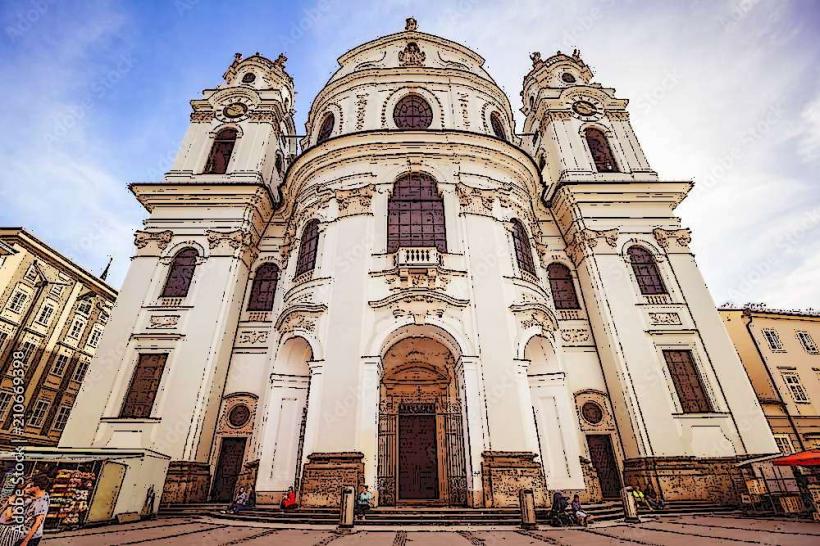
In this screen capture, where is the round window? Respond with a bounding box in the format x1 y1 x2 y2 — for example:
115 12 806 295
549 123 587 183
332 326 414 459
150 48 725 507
393 94 433 129
228 404 251 427
581 401 603 424
561 72 576 84
242 72 256 83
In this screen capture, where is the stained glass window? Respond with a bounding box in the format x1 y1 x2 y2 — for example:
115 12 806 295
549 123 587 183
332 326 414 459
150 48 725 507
393 95 433 129
387 173 446 252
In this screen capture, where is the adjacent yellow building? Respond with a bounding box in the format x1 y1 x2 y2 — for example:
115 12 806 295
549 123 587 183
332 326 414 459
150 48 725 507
721 305 820 453
0 228 116 447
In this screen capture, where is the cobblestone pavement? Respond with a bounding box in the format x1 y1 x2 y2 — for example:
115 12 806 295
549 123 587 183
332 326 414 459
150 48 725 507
43 514 819 545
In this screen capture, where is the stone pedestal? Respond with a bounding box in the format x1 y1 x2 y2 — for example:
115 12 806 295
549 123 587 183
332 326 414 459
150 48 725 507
160 461 210 504
236 459 259 503
578 457 603 503
623 456 743 504
481 451 548 507
300 452 364 508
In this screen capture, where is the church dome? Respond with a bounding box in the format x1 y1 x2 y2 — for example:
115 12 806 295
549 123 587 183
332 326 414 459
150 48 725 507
302 18 516 147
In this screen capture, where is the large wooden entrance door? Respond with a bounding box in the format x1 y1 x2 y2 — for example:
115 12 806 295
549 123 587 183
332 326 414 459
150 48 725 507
587 434 621 498
212 437 247 502
398 407 439 500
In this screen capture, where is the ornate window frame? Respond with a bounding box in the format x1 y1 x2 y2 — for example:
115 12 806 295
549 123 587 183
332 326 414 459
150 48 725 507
383 88 444 130
579 122 621 174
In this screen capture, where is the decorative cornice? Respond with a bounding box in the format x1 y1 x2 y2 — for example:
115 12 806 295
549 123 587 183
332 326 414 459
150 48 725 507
190 111 215 123
510 302 559 335
134 230 173 251
206 227 258 264
653 227 691 249
456 183 512 216
275 303 327 333
335 184 375 217
565 228 619 265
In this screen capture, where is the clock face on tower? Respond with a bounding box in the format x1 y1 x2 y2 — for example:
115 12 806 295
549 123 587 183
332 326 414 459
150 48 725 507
572 100 597 116
223 103 248 119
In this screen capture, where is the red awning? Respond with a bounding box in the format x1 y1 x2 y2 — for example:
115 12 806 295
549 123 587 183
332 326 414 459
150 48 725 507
772 449 820 467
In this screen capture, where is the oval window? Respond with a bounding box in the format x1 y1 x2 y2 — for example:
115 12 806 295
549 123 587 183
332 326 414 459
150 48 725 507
228 404 251 427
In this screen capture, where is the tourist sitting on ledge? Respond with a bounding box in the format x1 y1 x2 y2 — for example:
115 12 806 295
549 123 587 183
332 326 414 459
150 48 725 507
228 487 252 514
645 486 665 510
632 487 654 511
571 494 592 526
356 485 373 519
280 487 298 511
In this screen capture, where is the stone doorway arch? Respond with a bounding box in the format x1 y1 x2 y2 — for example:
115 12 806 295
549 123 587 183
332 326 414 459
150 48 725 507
377 335 468 506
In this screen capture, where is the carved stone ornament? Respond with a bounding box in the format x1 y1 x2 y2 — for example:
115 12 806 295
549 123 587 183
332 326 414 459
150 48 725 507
206 228 253 250
134 230 173 251
530 51 543 68
456 184 512 216
237 328 269 345
653 227 692 249
405 17 418 31
606 110 630 121
383 269 452 292
278 312 317 333
148 314 179 329
190 110 215 123
335 185 375 216
649 312 682 325
355 94 367 130
560 328 590 343
399 42 426 66
510 302 559 338
565 228 619 265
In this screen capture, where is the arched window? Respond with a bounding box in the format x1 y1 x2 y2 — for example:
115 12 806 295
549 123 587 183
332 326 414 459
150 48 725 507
584 128 618 173
317 113 334 144
627 246 667 295
547 263 580 309
393 94 433 129
387 173 446 252
161 248 198 298
490 112 506 140
247 263 279 311
204 128 237 174
274 153 283 176
295 220 320 276
511 219 535 275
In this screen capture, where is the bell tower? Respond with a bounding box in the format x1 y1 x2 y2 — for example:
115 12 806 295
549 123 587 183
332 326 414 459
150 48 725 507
165 52 296 186
60 53 295 505
521 50 655 199
521 49 776 496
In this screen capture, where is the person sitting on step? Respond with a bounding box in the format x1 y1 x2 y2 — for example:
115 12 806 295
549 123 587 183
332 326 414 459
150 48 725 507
228 486 251 514
644 485 664 510
631 487 654 511
355 485 373 519
571 494 592 526
280 486 298 511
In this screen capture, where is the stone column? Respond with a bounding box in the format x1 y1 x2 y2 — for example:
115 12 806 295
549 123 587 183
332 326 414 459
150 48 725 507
513 359 540 455
357 357 382 500
455 356 489 507
300 360 325 465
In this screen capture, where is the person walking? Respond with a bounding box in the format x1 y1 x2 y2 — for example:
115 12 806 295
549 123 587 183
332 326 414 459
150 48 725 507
16 474 50 546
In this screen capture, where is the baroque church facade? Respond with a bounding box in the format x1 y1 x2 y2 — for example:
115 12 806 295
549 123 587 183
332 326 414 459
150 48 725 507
59 19 778 511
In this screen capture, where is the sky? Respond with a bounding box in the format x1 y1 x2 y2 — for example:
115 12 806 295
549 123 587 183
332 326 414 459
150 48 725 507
0 0 818 310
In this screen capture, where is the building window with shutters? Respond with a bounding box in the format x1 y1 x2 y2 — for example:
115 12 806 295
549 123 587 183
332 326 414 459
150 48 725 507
51 353 70 376
781 370 809 403
35 304 54 326
797 331 818 354
52 404 73 431
67 317 85 340
387 173 447 253
120 354 168 418
773 434 795 454
7 289 28 313
762 329 784 352
72 361 89 383
662 349 712 413
29 398 51 427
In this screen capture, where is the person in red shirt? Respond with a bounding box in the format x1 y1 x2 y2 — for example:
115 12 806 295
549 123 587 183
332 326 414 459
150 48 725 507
280 487 297 511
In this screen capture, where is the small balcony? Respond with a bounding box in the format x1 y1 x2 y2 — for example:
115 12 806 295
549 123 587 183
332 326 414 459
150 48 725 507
395 247 441 268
